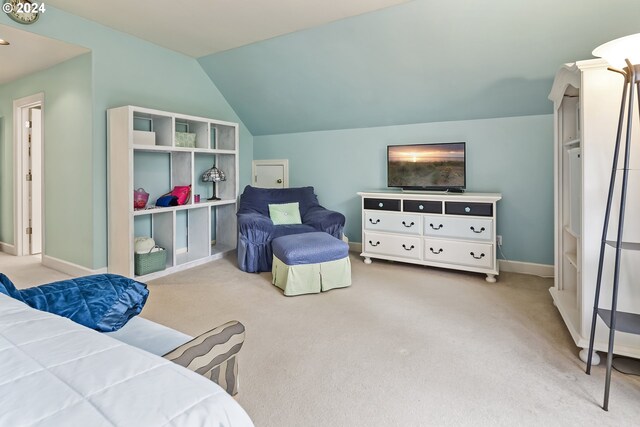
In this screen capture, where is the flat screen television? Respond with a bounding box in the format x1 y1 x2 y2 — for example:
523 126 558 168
387 142 466 191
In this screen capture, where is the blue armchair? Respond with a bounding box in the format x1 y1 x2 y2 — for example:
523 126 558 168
236 185 345 272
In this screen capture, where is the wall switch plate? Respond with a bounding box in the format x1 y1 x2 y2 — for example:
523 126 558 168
497 235 503 246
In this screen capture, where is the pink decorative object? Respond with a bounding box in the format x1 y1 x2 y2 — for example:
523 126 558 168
133 188 149 209
170 185 191 205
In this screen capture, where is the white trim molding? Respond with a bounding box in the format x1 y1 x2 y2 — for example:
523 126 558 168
42 255 107 277
13 92 45 257
498 260 554 277
348 242 362 253
0 242 17 255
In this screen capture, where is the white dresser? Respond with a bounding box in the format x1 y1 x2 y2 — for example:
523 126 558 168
358 191 502 282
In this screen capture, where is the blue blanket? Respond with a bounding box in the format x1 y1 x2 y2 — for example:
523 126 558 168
0 273 148 332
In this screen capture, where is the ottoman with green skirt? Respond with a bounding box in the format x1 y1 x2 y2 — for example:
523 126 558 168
271 232 351 296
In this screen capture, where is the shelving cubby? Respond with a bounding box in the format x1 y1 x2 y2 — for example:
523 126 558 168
108 105 239 280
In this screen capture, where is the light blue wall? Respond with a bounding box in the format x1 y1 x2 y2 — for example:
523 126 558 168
0 54 92 266
1 7 253 269
255 114 554 265
0 116 6 242
199 0 640 135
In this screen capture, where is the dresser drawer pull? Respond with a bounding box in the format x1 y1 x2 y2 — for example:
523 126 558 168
470 226 486 234
402 221 415 228
369 218 381 224
465 206 471 213
402 244 415 251
429 247 443 254
430 223 443 230
470 252 485 260
369 240 381 247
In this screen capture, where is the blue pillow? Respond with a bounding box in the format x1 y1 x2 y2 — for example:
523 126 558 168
0 274 25 302
15 274 148 332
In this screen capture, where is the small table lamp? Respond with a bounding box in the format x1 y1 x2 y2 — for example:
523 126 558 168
201 166 226 201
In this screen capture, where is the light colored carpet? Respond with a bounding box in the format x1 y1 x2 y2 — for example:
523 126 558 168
3 252 640 426
0 253 71 286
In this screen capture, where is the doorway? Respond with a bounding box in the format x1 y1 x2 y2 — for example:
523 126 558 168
14 93 44 256
252 159 289 188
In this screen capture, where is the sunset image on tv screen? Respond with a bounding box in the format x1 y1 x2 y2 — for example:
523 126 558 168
388 143 465 188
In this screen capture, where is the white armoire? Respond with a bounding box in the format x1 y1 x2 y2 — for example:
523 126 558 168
549 59 640 362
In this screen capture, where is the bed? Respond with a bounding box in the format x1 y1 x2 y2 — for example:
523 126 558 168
0 293 253 426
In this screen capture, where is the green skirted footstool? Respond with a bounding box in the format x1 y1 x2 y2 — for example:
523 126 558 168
271 232 351 296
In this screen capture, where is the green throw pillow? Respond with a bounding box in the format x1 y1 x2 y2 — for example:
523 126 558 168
269 202 302 225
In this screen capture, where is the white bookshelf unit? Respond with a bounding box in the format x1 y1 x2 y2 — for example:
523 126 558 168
107 106 239 280
358 191 501 282
549 59 640 363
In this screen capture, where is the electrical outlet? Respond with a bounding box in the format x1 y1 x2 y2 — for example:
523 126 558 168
497 235 503 246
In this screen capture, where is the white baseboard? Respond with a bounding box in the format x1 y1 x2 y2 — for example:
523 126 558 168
348 242 554 277
0 242 17 255
498 259 554 277
42 255 107 277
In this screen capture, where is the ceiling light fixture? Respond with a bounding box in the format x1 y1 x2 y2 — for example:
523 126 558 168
0 39 10 45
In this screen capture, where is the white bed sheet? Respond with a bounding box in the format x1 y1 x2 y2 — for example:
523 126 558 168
0 293 253 427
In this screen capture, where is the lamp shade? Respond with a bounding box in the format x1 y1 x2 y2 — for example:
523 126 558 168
202 166 226 183
593 33 640 68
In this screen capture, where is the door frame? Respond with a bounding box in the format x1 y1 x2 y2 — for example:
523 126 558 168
13 92 45 257
252 159 289 188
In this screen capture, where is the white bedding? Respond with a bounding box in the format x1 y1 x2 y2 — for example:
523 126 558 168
0 294 253 426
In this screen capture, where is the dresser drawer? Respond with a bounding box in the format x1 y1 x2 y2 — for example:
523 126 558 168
364 232 421 260
423 215 493 241
363 198 401 211
423 238 493 269
364 211 421 235
445 202 493 217
403 200 442 214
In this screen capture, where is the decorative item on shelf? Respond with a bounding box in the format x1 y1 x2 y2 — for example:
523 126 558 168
155 185 191 207
134 236 155 253
202 166 226 201
156 194 177 207
134 245 167 276
133 188 149 210
171 185 191 205
133 116 155 146
194 194 200 203
133 130 156 146
175 132 196 148
586 33 640 411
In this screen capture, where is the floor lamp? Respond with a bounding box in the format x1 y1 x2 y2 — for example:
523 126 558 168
586 33 640 411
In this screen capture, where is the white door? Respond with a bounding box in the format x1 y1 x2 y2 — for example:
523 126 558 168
30 108 42 254
13 92 44 258
252 159 289 188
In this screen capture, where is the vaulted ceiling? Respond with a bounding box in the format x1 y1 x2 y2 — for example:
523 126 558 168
197 0 640 135
7 1 640 136
0 24 88 84
44 0 409 57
